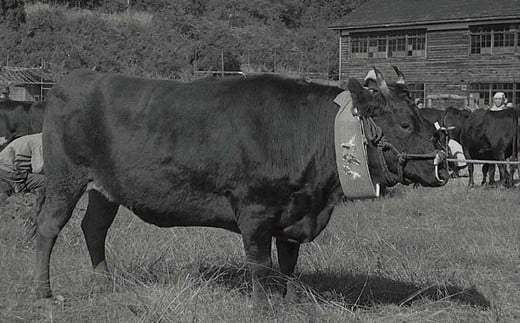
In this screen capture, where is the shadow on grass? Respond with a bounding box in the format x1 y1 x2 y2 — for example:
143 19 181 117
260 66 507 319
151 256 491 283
300 271 490 309
197 264 490 309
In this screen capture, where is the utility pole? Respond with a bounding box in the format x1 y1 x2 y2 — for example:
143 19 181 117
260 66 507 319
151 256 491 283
127 0 130 15
221 50 224 76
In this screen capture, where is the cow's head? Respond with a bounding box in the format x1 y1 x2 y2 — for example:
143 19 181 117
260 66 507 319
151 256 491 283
347 67 449 187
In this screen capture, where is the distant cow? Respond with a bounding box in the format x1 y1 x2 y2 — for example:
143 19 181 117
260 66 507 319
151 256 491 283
0 99 45 150
419 107 471 176
34 68 448 305
460 108 519 187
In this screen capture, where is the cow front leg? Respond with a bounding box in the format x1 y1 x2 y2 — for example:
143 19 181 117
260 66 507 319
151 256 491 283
276 238 300 302
237 205 274 306
80 190 119 291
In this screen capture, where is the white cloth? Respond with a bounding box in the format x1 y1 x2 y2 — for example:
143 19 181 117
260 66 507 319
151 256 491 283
490 105 506 111
448 139 466 167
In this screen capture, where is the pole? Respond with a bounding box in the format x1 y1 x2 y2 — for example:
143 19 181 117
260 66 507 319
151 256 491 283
221 50 224 77
446 158 520 165
326 52 330 80
40 57 44 101
273 48 275 73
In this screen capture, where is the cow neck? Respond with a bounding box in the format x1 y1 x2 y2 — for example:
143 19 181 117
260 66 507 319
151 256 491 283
361 116 405 186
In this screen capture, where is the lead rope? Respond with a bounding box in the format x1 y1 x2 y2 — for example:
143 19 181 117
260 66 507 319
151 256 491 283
361 117 405 186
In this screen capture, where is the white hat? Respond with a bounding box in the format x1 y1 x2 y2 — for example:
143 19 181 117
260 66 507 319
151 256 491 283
493 92 505 100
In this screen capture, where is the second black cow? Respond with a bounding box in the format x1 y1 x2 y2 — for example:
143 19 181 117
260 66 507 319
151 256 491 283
460 108 519 187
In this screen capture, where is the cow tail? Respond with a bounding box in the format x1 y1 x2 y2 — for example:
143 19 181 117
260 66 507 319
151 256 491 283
24 186 46 247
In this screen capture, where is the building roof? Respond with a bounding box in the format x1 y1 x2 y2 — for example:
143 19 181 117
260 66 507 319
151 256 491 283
0 66 55 86
330 0 520 30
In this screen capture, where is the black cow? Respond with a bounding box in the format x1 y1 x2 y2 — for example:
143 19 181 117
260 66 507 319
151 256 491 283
419 108 443 125
460 108 519 187
419 107 471 143
34 68 448 305
0 99 44 150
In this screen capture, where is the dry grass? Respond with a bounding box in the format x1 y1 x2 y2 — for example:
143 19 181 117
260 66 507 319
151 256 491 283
0 170 519 322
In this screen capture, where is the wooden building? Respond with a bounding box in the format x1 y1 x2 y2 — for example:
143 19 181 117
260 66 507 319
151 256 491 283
0 66 54 102
329 0 520 109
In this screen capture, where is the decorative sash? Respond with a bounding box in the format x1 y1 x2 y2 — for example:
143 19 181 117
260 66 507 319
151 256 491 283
333 91 380 199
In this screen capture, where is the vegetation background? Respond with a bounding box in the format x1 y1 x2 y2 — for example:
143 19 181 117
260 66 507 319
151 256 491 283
0 0 367 80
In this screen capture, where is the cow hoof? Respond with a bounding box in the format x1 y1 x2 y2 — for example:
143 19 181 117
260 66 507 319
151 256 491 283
284 286 300 304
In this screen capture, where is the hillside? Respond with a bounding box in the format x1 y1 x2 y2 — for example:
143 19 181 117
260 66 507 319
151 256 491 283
0 0 367 80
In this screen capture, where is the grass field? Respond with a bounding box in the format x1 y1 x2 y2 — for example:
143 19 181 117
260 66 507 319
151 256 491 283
0 172 519 322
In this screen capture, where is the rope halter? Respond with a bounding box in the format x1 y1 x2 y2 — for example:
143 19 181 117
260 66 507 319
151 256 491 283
361 116 447 186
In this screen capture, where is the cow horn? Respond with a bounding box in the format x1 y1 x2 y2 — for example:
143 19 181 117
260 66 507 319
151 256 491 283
392 65 405 84
373 67 390 95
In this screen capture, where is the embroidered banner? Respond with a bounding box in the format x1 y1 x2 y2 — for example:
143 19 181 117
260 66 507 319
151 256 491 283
334 91 380 199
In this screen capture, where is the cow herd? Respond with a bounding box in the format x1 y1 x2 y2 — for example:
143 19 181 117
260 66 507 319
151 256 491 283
418 104 519 188
0 67 517 307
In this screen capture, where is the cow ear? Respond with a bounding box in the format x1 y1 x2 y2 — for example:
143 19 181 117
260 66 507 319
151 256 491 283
392 65 405 84
347 78 372 117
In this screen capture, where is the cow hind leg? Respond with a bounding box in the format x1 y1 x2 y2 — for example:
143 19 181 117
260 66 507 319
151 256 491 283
468 163 475 187
276 239 300 302
481 164 489 186
81 189 119 290
34 180 87 298
489 164 497 186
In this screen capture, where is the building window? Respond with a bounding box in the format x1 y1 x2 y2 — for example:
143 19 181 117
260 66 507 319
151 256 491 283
470 24 518 55
368 38 386 58
350 30 426 60
407 83 425 102
351 38 368 59
469 83 520 108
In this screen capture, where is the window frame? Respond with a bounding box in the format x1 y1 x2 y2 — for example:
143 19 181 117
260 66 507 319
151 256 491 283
349 30 426 60
469 24 518 55
469 82 520 108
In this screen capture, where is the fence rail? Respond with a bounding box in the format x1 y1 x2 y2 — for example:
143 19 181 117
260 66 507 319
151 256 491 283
446 158 520 165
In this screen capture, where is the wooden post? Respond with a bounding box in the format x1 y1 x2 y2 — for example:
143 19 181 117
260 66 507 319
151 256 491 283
273 48 276 73
221 50 224 77
326 52 330 80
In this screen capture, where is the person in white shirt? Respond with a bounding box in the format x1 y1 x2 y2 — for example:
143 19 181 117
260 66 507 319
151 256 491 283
0 133 44 196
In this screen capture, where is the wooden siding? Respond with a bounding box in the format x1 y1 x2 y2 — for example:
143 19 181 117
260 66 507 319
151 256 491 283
339 28 520 109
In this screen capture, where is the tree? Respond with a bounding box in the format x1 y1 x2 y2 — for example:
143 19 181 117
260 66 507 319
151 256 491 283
1 0 26 29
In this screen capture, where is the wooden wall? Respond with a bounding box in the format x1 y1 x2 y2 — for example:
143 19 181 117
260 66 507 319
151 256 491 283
339 28 520 109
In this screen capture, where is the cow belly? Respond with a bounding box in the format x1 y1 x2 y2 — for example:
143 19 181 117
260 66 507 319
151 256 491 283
87 177 239 232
